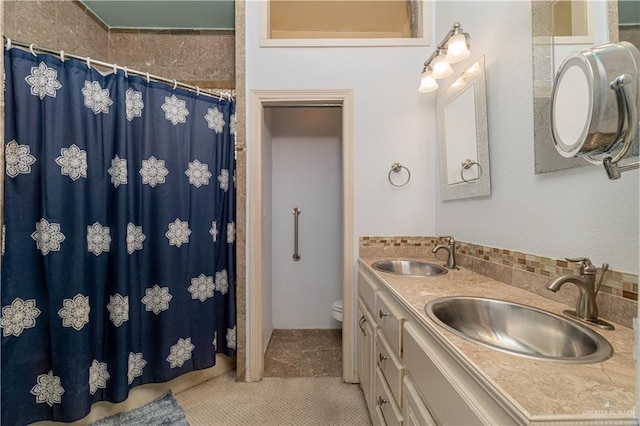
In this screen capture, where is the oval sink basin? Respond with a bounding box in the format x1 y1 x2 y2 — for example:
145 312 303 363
372 260 448 277
425 296 613 363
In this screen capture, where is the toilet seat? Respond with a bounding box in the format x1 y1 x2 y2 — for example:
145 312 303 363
332 299 343 322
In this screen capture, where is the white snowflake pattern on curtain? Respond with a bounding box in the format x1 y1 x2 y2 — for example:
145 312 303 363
58 294 90 331
141 285 172 315
218 169 229 192
209 221 218 242
127 353 147 384
125 88 144 121
139 156 169 187
31 219 65 255
212 331 217 350
226 222 235 243
185 160 212 188
204 107 225 133
165 219 191 247
126 223 145 254
87 223 111 256
161 95 189 125
56 144 87 181
0 298 41 337
88 361 110 395
215 270 228 294
25 62 62 99
166 338 195 368
106 294 129 327
188 274 215 302
5 140 36 178
226 326 236 350
107 155 127 187
30 371 64 407
81 81 113 114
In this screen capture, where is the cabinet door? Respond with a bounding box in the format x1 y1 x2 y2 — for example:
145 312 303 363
358 300 376 417
403 377 437 426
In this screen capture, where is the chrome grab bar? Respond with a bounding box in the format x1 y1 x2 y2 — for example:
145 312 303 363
292 207 301 261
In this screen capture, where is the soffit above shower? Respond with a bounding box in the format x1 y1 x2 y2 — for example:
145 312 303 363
80 1 235 30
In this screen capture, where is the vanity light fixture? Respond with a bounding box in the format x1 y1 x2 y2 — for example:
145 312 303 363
418 22 471 93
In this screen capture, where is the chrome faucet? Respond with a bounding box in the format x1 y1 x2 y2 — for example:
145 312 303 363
432 236 457 269
546 257 614 329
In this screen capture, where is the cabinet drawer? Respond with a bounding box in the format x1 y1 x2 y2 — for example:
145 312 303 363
375 368 403 426
403 323 482 425
376 293 404 355
402 377 437 426
358 269 377 312
377 331 404 406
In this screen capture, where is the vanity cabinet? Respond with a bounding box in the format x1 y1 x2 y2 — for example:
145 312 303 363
358 262 519 426
357 269 378 420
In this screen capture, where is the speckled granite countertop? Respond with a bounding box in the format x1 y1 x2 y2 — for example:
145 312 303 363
359 256 636 422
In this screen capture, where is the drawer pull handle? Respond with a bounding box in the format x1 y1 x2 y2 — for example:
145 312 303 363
379 353 388 364
378 396 389 406
379 310 389 319
359 316 367 335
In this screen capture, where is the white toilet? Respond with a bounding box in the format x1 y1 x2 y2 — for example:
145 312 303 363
331 299 343 322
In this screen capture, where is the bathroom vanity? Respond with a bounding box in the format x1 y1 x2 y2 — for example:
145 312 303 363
357 256 636 425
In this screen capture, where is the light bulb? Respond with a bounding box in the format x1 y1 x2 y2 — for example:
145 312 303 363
418 69 438 93
445 33 471 63
431 54 453 79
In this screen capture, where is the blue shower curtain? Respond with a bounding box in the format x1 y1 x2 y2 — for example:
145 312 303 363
1 47 236 425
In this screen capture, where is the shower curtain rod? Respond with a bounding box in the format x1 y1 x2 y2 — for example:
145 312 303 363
3 37 235 101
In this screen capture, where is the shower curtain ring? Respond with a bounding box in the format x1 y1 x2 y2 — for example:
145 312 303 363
29 44 37 57
59 50 65 62
196 86 201 96
146 72 150 83
5 38 11 50
113 63 118 75
173 80 178 90
123 66 128 78
86 57 92 69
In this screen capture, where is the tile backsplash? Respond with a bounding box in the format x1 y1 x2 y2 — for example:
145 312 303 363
360 236 638 328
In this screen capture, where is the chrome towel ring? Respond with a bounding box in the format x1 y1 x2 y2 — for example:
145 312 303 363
460 159 482 183
388 162 411 188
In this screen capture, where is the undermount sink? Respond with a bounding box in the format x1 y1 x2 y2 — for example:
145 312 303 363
372 260 448 277
425 296 613 364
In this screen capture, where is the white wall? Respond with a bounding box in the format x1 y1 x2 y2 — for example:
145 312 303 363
433 1 639 274
245 1 438 245
270 107 343 329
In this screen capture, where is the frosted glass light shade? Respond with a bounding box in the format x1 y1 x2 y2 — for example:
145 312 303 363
446 33 471 63
418 70 439 93
431 54 453 79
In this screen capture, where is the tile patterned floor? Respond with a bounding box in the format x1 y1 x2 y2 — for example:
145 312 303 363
264 329 342 377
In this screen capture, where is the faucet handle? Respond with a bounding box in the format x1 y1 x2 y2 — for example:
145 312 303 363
437 235 454 243
565 257 597 275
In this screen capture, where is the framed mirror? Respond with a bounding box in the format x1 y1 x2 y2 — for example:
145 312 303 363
436 56 490 201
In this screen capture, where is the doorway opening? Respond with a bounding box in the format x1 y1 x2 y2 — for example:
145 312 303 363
248 90 355 382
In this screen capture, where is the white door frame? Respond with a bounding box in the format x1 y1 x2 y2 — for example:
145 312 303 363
248 89 356 382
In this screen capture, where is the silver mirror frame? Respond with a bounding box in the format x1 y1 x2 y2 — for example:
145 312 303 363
436 56 490 201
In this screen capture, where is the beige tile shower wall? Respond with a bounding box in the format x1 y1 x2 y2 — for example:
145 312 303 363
3 0 109 60
234 0 247 381
360 236 638 328
108 30 235 89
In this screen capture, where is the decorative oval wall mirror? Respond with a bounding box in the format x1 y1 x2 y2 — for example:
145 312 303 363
550 41 639 179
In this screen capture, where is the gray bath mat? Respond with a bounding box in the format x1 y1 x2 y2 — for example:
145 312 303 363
91 391 190 426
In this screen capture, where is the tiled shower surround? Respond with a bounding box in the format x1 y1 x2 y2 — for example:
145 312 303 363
360 236 638 328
